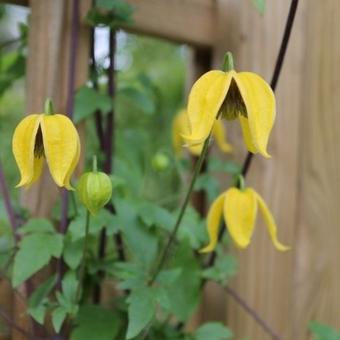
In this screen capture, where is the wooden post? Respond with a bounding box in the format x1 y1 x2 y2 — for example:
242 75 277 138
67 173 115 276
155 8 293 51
11 1 91 338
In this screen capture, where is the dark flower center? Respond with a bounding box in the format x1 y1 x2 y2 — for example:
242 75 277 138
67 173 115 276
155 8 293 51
34 126 45 158
219 79 247 120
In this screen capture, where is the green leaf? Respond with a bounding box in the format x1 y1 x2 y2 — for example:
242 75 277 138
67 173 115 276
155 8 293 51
28 275 56 324
71 305 120 340
194 322 233 340
67 209 116 241
18 218 55 235
73 86 112 123
12 233 63 287
177 206 207 249
63 238 83 270
126 286 156 339
158 242 201 321
115 198 158 267
118 87 155 115
138 201 175 231
252 0 266 15
52 307 67 333
62 271 79 304
309 322 340 340
202 254 238 285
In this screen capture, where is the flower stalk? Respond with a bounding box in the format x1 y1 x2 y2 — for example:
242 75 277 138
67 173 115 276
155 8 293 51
149 134 212 285
76 210 90 302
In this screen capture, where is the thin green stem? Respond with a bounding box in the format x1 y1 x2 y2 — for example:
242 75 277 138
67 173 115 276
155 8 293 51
92 155 98 172
44 98 54 115
76 210 90 302
222 52 235 71
149 135 211 285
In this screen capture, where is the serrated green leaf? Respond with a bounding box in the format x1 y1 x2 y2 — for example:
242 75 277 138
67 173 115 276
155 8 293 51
12 233 63 287
73 86 112 123
309 322 340 340
126 286 156 339
252 0 266 15
18 218 55 235
52 307 67 333
28 275 56 323
194 322 233 340
71 305 120 340
138 201 175 231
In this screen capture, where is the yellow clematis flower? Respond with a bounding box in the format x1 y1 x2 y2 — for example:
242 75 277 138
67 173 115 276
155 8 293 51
12 113 80 190
172 109 233 157
200 187 289 252
183 66 275 158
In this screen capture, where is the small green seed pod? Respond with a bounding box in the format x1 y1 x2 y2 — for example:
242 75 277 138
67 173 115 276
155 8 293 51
77 158 112 215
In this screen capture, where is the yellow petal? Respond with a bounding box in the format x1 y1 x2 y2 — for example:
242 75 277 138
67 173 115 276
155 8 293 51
224 187 257 249
251 189 290 251
41 114 79 188
12 114 41 187
234 72 276 158
63 133 81 190
212 120 233 153
200 193 225 253
26 156 44 187
183 70 233 144
239 116 257 154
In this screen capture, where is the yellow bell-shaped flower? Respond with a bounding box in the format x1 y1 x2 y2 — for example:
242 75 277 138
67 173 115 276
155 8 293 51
200 187 289 252
12 112 80 190
172 109 233 157
183 67 276 158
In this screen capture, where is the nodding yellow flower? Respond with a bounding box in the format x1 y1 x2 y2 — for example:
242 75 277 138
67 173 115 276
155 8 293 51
200 187 289 252
172 109 233 157
183 68 276 158
12 113 80 190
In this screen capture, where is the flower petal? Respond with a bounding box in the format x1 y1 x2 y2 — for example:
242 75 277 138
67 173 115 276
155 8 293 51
200 193 225 253
12 114 41 187
41 114 79 188
239 116 257 154
234 72 276 158
224 187 257 249
63 132 81 190
212 120 233 153
183 70 233 144
251 189 290 251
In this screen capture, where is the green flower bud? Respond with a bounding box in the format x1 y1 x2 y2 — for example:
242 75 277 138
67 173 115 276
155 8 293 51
77 159 112 215
151 152 170 172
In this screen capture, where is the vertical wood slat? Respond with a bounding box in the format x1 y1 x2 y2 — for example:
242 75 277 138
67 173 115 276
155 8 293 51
22 0 91 217
210 0 305 338
293 0 340 338
11 1 91 339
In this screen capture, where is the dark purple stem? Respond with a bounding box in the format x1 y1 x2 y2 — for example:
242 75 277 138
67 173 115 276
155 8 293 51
90 27 105 150
224 286 281 340
0 160 17 238
58 0 80 291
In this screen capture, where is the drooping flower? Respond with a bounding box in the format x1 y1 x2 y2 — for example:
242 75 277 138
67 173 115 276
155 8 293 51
183 65 276 158
172 109 232 157
200 187 289 252
12 113 80 189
